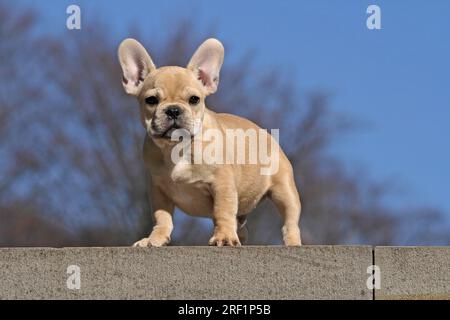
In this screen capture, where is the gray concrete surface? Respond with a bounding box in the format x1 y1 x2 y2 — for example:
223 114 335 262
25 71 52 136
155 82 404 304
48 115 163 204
0 246 373 299
375 246 450 300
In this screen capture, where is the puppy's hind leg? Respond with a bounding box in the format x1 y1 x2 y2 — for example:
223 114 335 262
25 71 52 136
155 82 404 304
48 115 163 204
269 176 302 246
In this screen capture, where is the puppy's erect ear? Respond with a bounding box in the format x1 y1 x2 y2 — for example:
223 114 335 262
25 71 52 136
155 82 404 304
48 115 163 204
118 38 156 96
187 38 224 95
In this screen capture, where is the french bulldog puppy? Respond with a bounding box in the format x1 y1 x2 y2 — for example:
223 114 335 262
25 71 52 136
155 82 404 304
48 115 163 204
118 38 301 246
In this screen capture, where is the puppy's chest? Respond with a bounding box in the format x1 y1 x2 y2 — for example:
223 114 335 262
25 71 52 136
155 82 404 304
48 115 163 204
164 179 213 217
153 162 215 217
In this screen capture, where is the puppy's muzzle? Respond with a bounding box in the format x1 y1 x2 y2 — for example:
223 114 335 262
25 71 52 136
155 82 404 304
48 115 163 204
150 105 188 139
165 105 183 120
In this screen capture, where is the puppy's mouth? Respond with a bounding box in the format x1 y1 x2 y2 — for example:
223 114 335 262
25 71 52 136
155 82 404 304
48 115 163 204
161 124 181 139
151 120 184 140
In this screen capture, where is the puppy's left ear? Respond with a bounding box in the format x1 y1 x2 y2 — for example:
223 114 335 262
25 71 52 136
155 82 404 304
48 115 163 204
187 38 224 95
118 38 156 96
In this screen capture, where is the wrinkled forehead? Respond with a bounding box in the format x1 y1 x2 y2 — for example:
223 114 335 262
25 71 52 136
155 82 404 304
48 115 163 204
141 66 203 97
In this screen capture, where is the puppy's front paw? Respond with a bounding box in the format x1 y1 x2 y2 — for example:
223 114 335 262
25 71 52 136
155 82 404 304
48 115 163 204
132 232 170 247
208 230 241 247
133 237 152 247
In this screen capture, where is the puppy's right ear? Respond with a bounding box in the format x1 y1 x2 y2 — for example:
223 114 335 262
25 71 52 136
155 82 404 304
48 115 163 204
187 38 224 95
118 39 156 96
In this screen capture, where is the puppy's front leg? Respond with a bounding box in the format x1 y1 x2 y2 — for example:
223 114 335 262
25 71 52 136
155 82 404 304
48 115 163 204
208 172 241 246
133 186 174 247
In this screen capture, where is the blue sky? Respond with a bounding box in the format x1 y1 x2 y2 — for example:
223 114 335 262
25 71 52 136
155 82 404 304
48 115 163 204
17 0 450 214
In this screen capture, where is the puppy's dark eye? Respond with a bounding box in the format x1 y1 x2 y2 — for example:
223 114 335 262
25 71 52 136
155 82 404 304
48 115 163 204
189 95 200 105
145 96 159 105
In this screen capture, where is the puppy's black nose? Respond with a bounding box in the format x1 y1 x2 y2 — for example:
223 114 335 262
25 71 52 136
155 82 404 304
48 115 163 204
165 106 182 120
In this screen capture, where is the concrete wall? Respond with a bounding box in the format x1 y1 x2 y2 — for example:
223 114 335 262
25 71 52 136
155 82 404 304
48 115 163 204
375 246 450 299
0 246 448 300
